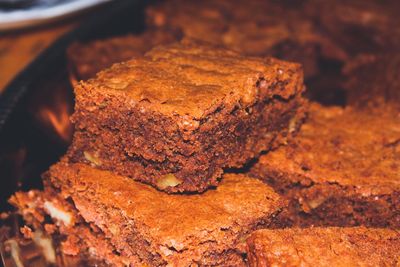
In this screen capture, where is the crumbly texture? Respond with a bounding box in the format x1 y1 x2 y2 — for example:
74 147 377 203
250 103 400 227
67 39 306 193
13 162 285 266
67 30 179 81
343 53 400 109
10 190 141 267
246 227 400 267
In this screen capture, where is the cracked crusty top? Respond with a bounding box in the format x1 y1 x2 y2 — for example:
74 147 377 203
253 103 400 195
47 163 284 260
247 227 400 267
77 39 303 119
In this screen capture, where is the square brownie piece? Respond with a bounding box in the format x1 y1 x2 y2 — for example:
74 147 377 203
146 0 348 106
246 227 400 266
67 39 306 193
250 103 400 227
67 30 179 81
11 162 285 266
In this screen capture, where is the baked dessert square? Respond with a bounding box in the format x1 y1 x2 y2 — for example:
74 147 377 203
67 30 179 81
246 227 400 266
67 39 306 193
146 0 346 80
250 103 400 227
146 0 347 106
343 52 400 110
10 162 285 266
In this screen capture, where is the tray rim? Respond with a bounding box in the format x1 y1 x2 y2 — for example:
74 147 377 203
0 0 143 133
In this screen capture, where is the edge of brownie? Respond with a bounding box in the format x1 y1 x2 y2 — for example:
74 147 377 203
9 190 142 266
67 39 306 192
246 227 400 266
18 162 286 266
67 29 180 82
250 103 400 227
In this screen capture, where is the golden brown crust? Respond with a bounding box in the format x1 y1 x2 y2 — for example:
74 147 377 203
254 103 400 195
246 227 400 267
78 38 303 119
44 162 285 266
69 38 306 193
250 103 400 227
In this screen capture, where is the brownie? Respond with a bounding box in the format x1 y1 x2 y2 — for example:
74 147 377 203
222 4 346 79
250 103 400 227
146 0 347 106
146 0 229 46
67 30 179 81
10 190 142 266
146 0 346 80
67 39 306 193
343 52 400 109
11 162 285 266
308 0 400 56
246 227 400 266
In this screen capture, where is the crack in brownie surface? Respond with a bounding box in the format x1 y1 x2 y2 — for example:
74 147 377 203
11 162 285 266
250 103 400 227
68 39 306 192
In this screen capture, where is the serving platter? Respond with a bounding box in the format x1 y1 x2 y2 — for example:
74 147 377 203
0 0 111 31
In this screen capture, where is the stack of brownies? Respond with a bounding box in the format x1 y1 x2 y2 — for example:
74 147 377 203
8 0 400 266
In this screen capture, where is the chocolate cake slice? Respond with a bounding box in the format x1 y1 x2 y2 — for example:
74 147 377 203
67 39 306 193
11 162 285 266
250 103 400 227
246 227 400 266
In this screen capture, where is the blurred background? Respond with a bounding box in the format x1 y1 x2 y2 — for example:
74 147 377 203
0 0 111 91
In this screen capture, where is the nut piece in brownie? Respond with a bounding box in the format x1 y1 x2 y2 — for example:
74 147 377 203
246 227 400 267
250 103 400 227
67 30 179 81
343 53 400 109
67 39 306 193
11 162 285 266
